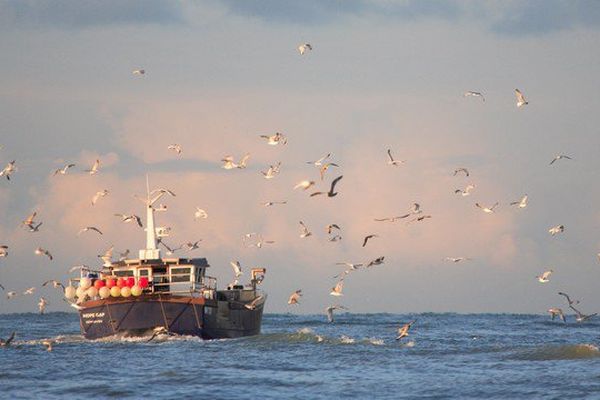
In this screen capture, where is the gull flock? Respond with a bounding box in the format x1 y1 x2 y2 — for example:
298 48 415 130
0 43 594 350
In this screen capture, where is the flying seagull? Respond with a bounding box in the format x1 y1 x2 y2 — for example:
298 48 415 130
85 159 100 175
294 180 315 191
310 175 343 198
0 160 16 180
558 292 580 306
221 154 250 169
325 305 348 323
515 89 528 107
319 162 339 181
298 43 313 55
326 224 341 234
549 155 572 165
34 247 53 260
38 297 48 314
464 91 485 102
386 149 405 166
330 279 344 296
261 201 287 207
454 184 475 197
260 132 287 145
537 269 553 283
374 215 410 222
230 261 243 278
132 69 145 75
288 289 302 305
548 225 564 236
91 189 109 206
53 163 75 176
510 195 528 208
42 280 65 290
245 295 265 310
548 308 566 323
569 304 598 323
475 202 499 213
444 257 471 263
396 320 416 340
362 234 378 248
261 162 281 179
114 214 143 228
194 207 208 220
453 168 469 177
306 153 331 166
299 221 312 238
183 241 202 251
0 246 7 258
168 144 182 154
78 226 103 236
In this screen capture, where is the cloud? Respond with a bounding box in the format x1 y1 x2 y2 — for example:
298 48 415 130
0 0 184 30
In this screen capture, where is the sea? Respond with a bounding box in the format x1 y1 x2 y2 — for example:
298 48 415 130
1 312 599 399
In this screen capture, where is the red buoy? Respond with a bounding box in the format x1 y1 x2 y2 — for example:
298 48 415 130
105 278 116 288
94 279 106 289
139 277 149 288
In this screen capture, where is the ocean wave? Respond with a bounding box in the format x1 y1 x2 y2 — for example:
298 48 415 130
509 344 600 361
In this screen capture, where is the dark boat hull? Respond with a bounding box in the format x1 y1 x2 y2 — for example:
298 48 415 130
78 295 264 340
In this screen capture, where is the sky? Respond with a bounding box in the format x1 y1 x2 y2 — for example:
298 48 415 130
1 0 600 314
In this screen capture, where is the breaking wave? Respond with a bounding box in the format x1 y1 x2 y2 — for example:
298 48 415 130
509 344 600 361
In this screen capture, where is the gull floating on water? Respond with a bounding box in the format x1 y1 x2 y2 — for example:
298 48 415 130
288 289 302 305
515 89 528 108
537 269 553 283
42 340 54 352
548 225 564 236
325 305 348 323
298 43 312 55
34 247 53 260
396 320 416 340
510 195 528 208
464 91 485 102
549 155 572 165
0 332 15 347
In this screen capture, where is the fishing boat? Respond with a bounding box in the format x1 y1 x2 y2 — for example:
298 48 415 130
65 181 267 340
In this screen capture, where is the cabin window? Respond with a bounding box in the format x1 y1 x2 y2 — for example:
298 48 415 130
195 267 203 283
170 267 192 283
114 270 134 277
137 268 151 279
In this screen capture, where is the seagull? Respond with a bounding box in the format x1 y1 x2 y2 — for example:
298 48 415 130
53 163 75 176
230 261 243 278
146 327 172 342
6 291 17 299
464 91 485 102
183 241 202 251
396 320 416 340
330 279 344 296
259 132 287 145
91 189 109 206
387 149 405 166
114 214 143 227
85 159 100 175
221 154 250 169
510 195 528 208
409 203 422 214
335 262 363 271
261 162 281 179
245 295 265 310
0 332 15 347
548 308 566 323
294 180 315 191
42 280 65 290
288 289 302 305
98 246 114 265
298 43 313 55
158 239 181 255
42 340 54 352
0 160 16 180
569 305 598 323
132 69 145 75
366 257 385 267
515 89 528 107
407 215 432 224
306 153 331 166
362 234 378 248
326 224 341 234
558 292 580 306
299 221 312 238
260 201 287 207
374 215 410 222
38 297 48 314
548 225 564 236
453 168 469 177
444 257 471 263
27 222 43 232
475 202 499 213
78 226 103 236
454 184 475 197
118 249 130 261
245 234 275 249
0 246 7 257
23 287 36 295
194 207 208 220
310 175 343 198
22 211 37 228
168 144 182 154
325 305 348 323
537 269 553 283
69 264 92 274
549 155 572 165
34 247 53 260
319 162 339 180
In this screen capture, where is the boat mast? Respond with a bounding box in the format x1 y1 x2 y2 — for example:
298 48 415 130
138 175 160 260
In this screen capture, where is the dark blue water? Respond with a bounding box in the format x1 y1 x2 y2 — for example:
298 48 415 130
1 313 599 399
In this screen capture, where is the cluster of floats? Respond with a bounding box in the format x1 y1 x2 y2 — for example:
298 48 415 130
64 181 267 340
